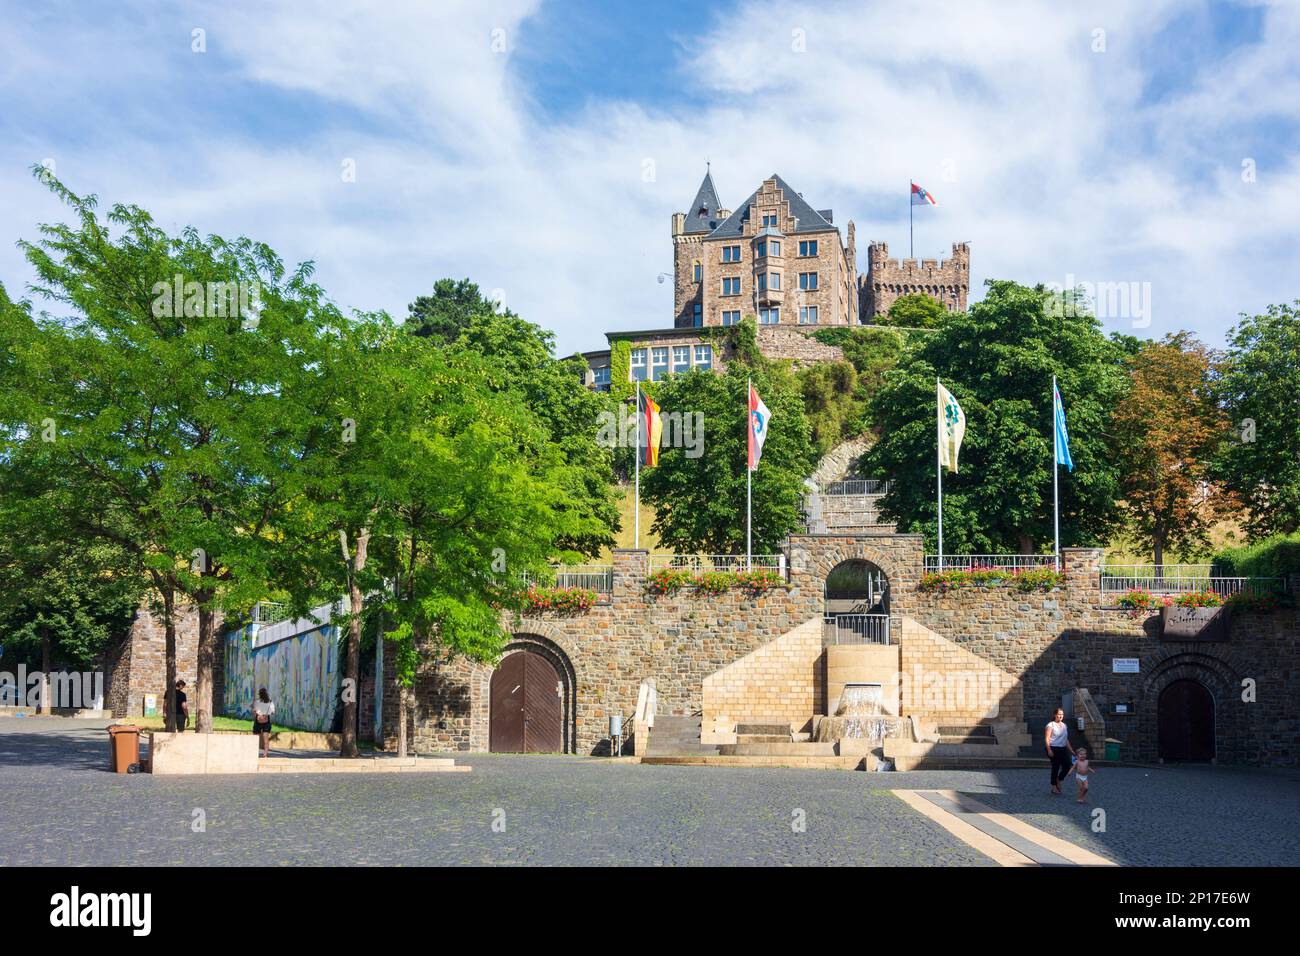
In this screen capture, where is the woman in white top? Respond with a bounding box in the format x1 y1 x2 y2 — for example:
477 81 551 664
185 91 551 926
252 687 276 758
1045 707 1075 794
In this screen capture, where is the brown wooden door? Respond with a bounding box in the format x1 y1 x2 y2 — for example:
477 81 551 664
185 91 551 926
1158 679 1215 761
489 650 563 753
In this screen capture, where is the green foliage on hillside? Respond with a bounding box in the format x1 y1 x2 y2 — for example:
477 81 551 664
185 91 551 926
1213 533 1300 579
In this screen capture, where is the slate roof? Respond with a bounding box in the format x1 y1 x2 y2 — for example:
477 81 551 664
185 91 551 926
684 170 725 234
707 174 837 239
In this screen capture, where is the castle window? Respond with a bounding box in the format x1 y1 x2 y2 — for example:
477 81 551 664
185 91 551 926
692 303 702 327
767 272 781 290
799 306 818 325
630 348 648 382
762 214 778 227
722 277 741 296
693 261 702 282
799 272 818 291
760 307 780 324
651 347 670 381
721 310 741 326
798 240 818 256
722 245 741 263
756 240 766 257
694 344 713 369
672 345 691 372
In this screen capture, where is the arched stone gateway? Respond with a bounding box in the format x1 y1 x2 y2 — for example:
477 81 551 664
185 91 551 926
1158 679 1215 761
488 632 577 754
823 558 891 644
1141 652 1238 764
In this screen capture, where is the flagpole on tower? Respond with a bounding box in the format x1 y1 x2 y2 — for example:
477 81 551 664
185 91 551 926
746 376 753 572
936 377 943 571
634 380 641 550
909 182 914 259
1052 375 1060 572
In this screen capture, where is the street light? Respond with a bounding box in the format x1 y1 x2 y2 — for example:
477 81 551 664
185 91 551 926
656 272 671 284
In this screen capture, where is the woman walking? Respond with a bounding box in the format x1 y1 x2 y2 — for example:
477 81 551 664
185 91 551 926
252 688 275 758
1045 706 1075 794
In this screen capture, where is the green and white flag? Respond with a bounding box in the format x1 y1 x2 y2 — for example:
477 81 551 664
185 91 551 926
937 381 966 473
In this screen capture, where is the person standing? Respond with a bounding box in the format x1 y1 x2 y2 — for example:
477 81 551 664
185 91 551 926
174 679 190 732
1045 706 1075 794
252 687 275 758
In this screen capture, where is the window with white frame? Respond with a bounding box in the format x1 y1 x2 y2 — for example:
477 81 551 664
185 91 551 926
762 213 778 227
630 348 647 381
759 307 780 324
799 272 818 290
651 347 669 381
672 345 690 372
593 366 611 386
722 276 741 296
798 239 818 256
721 310 741 326
722 245 741 263
799 305 818 325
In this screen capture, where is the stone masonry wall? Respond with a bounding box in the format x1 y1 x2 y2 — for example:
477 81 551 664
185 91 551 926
862 241 970 317
701 617 825 735
106 604 205 718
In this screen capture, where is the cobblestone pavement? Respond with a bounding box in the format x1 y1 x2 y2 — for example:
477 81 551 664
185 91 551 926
2 719 1295 866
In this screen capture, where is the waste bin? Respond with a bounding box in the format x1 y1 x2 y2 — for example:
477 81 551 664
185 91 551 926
107 725 141 773
1104 737 1122 762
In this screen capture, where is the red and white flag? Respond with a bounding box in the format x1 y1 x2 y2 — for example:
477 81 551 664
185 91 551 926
910 181 937 206
748 385 771 471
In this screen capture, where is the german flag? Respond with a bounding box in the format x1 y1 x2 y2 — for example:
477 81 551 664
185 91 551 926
638 389 663 467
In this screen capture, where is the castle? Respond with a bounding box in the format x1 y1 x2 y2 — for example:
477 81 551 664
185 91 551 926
583 169 970 386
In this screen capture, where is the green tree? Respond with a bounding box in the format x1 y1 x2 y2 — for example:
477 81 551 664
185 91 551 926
404 277 497 344
859 280 1127 553
1111 334 1233 567
881 293 946 329
0 171 336 731
640 359 816 554
1213 302 1300 538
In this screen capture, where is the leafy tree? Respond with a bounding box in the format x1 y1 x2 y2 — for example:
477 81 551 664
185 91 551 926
1111 334 1233 567
859 280 1127 553
0 171 335 730
798 360 863 457
640 358 816 554
881 293 946 329
404 277 497 344
1213 302 1300 538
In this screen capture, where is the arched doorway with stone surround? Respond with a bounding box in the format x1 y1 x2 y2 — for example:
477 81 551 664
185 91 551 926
1142 651 1238 764
488 632 577 754
823 558 891 644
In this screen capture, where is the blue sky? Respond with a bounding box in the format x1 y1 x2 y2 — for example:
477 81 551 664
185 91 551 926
1 0 1297 356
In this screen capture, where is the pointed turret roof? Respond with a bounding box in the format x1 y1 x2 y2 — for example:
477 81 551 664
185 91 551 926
684 169 724 234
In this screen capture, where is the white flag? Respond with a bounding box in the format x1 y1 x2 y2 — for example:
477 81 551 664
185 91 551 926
937 381 966 474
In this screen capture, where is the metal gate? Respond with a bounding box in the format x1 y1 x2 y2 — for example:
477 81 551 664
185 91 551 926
489 650 563 753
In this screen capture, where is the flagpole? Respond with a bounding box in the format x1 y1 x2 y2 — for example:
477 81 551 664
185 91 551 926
1052 375 1060 572
936 377 943 571
909 183 914 259
634 380 641 550
746 376 752 572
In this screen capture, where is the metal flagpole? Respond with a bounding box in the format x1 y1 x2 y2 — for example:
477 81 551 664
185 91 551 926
909 183 914 259
746 376 752 571
1053 375 1060 571
936 377 943 571
634 380 641 550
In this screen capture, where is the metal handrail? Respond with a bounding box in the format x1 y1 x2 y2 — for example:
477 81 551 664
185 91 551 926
1099 575 1283 596
924 554 1058 572
521 565 614 593
649 554 785 574
823 479 893 496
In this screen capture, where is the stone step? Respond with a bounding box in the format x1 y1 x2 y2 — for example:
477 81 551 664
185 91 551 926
719 742 838 757
734 734 791 744
256 756 470 774
642 754 869 770
936 725 995 737
734 723 791 736
938 735 998 745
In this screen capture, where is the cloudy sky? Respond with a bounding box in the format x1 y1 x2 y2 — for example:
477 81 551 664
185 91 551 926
1 0 1296 355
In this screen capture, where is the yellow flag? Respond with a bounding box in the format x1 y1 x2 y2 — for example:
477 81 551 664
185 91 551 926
937 381 966 473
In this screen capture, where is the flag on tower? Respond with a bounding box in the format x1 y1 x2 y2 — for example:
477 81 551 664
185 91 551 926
748 385 771 471
911 182 937 206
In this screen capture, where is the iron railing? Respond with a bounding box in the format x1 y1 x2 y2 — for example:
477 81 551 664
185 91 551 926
924 554 1058 572
649 554 785 575
823 479 893 496
250 601 295 626
823 614 892 645
1099 568 1283 596
522 565 615 593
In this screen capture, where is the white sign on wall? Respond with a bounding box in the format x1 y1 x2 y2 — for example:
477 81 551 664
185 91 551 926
1112 658 1140 674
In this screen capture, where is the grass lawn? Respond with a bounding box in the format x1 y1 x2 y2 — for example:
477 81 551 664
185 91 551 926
126 715 303 735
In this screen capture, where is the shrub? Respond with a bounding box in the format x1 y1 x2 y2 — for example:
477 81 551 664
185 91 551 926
1115 588 1171 619
693 571 738 594
1173 590 1224 609
647 568 693 595
1213 533 1300 579
918 565 1064 593
736 568 783 593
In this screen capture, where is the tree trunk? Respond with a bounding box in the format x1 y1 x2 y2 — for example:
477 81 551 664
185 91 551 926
1153 525 1165 579
341 577 363 757
39 627 52 715
195 597 215 733
1017 532 1034 555
397 682 408 759
162 587 178 733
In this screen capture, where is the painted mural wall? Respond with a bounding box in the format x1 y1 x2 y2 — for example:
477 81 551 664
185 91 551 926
223 624 341 732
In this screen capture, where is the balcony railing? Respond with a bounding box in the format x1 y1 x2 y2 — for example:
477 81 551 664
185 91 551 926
823 479 893 496
523 565 615 593
823 614 892 645
649 553 786 575
250 601 295 626
1099 566 1283 596
924 554 1058 573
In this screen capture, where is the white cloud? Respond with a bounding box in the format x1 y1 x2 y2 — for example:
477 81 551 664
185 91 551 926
0 0 1296 354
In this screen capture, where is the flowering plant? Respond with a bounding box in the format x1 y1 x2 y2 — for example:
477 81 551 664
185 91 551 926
919 565 1064 593
648 568 694 594
523 586 598 614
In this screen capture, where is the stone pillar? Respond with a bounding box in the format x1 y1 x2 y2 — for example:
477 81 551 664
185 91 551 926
612 549 648 603
1063 548 1103 598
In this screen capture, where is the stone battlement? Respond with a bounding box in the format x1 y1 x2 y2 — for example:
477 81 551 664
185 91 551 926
862 241 970 317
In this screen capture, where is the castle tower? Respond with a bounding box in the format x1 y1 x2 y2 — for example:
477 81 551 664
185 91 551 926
672 169 729 327
860 241 970 320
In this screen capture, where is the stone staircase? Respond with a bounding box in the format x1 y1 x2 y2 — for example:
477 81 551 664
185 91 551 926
643 715 719 758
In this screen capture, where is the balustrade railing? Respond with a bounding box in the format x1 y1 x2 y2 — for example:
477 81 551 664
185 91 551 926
649 554 785 575
823 614 892 645
823 479 893 496
924 554 1058 573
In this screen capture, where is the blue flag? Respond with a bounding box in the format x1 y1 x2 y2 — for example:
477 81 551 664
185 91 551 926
1054 383 1074 472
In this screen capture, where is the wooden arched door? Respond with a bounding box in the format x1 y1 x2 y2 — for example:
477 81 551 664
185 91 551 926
1157 679 1215 761
489 650 563 753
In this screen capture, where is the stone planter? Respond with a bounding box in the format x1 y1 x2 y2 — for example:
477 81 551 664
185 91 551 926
1160 604 1229 642
146 732 259 774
